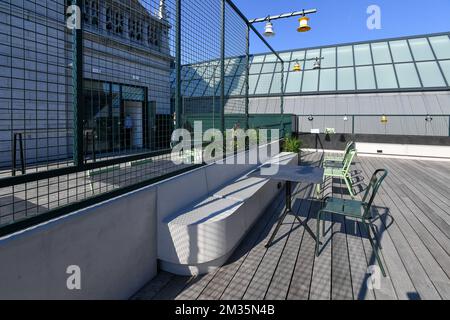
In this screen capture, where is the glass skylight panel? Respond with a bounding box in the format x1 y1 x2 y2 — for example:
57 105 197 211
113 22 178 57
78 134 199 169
264 54 277 62
395 63 421 88
389 40 413 63
305 49 321 69
248 74 259 94
371 42 392 64
302 70 319 92
429 36 450 59
439 60 450 85
375 65 398 89
416 61 446 87
291 50 305 61
321 47 336 68
249 63 262 74
354 44 372 65
269 72 283 94
261 62 276 73
251 55 265 63
355 66 376 90
319 69 336 91
337 46 353 67
408 38 434 61
255 73 273 94
285 71 302 93
338 67 355 90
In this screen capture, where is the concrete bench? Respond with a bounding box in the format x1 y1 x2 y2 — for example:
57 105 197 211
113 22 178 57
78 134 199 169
157 151 298 276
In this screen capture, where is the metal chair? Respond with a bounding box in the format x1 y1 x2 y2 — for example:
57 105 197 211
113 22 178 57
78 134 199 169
323 149 357 198
316 169 388 277
323 141 355 164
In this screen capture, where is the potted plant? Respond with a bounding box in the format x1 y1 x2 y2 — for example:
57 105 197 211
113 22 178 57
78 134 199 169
283 135 303 165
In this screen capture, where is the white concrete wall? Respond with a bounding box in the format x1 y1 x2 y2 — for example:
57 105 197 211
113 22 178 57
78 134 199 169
356 142 450 159
0 185 158 300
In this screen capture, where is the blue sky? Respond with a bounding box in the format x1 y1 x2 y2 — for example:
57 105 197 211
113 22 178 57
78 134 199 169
233 0 450 54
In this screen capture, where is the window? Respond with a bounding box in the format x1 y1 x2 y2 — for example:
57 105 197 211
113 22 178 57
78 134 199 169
319 69 336 91
128 17 143 41
439 60 450 85
83 0 99 26
429 36 450 59
355 66 376 90
270 73 285 94
416 61 446 87
409 38 434 61
248 74 259 94
106 6 124 35
337 46 353 67
354 44 372 65
338 67 355 90
395 63 421 88
389 40 412 63
255 73 273 95
302 70 319 92
148 21 161 47
261 62 276 73
321 47 336 68
285 72 302 93
371 42 392 64
375 65 398 89
305 49 321 69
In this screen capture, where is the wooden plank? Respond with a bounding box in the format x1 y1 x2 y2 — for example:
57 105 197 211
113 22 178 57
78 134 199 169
220 186 295 300
197 186 286 300
357 157 415 300
263 184 314 300
153 276 193 300
330 178 354 300
131 271 174 300
363 157 442 300
368 159 450 299
344 217 376 300
286 196 322 300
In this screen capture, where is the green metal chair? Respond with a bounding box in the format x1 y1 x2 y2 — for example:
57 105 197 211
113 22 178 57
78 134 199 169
323 149 357 198
316 169 388 277
324 141 355 163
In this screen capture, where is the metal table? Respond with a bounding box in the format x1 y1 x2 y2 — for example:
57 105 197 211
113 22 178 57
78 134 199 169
250 164 324 248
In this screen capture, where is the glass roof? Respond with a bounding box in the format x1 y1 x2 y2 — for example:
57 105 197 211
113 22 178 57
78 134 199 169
176 32 450 97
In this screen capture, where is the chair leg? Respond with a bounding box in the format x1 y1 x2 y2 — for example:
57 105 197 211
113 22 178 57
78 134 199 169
369 221 382 250
344 175 356 199
363 222 386 277
316 211 323 257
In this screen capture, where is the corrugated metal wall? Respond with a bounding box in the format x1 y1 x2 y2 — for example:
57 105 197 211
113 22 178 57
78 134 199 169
248 91 450 136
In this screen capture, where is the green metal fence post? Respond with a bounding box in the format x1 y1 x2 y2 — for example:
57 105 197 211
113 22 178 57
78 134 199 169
220 0 226 136
175 0 182 129
245 25 250 131
72 0 84 166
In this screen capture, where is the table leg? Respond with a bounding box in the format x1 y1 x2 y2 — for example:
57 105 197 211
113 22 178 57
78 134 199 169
266 181 321 248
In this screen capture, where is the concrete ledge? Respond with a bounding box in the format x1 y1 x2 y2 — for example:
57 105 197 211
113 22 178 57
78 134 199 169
158 152 298 276
0 185 158 300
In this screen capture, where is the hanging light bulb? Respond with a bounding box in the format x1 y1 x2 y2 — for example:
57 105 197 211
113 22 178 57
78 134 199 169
297 16 311 32
313 57 321 70
381 115 388 124
425 115 433 122
343 115 349 121
293 60 301 72
263 20 275 37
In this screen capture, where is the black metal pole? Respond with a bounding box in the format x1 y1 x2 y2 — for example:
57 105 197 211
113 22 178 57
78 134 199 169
175 0 182 129
220 0 226 136
72 0 84 166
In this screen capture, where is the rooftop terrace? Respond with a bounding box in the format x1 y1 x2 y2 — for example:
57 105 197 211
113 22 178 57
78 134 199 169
133 153 450 300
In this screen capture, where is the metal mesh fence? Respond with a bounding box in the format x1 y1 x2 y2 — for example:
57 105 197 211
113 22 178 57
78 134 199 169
0 0 285 234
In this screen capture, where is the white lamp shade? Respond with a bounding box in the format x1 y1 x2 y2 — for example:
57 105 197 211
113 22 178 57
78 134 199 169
264 21 275 37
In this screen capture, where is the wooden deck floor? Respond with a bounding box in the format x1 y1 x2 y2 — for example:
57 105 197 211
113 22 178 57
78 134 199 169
133 153 450 300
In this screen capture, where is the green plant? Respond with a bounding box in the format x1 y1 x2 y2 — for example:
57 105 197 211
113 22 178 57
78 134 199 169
283 135 302 153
